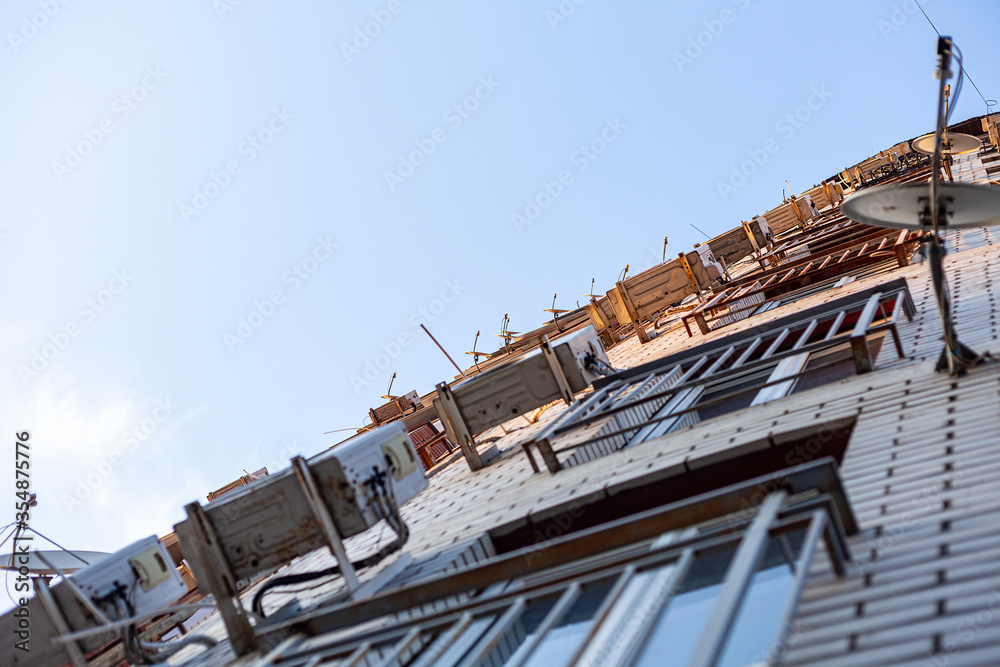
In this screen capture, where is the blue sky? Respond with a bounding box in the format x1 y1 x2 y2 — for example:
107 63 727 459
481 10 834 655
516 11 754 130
1 1 997 602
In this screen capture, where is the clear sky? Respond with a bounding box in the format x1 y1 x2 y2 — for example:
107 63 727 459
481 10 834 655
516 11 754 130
1 1 997 605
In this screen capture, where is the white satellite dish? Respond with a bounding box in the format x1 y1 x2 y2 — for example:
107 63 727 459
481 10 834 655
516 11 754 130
841 182 1000 230
911 131 981 155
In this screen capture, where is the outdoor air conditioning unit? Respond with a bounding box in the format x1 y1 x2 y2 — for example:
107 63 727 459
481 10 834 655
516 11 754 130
687 246 725 288
70 536 187 619
173 422 427 655
707 217 773 267
0 536 187 667
175 422 427 591
801 193 820 219
751 216 774 246
434 325 610 470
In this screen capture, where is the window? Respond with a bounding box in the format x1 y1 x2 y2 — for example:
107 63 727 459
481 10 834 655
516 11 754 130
524 278 912 473
683 228 918 337
254 459 855 667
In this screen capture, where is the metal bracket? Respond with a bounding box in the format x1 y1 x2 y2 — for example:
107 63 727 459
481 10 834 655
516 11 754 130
789 194 807 227
849 292 882 374
35 578 89 667
678 253 705 303
585 298 610 334
182 502 258 655
742 220 761 255
540 335 574 406
290 456 360 594
435 382 484 471
533 436 563 474
611 282 650 344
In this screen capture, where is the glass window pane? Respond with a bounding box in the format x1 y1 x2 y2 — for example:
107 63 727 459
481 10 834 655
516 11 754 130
717 530 806 667
519 578 616 667
632 547 735 667
696 364 777 422
480 596 558 666
433 615 497 667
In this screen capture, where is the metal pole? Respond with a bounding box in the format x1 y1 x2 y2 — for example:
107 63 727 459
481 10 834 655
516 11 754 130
420 324 468 380
927 37 980 375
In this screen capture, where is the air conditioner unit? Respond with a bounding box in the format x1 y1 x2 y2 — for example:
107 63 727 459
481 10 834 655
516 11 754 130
0 536 187 667
687 246 725 288
70 535 187 620
801 194 820 219
752 216 774 246
370 390 422 425
172 423 427 656
175 422 427 590
434 325 610 470
707 217 772 267
331 421 427 522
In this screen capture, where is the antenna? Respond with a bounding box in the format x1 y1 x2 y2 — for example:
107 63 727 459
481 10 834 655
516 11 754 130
662 236 669 262
380 372 397 400
1 527 107 577
543 293 568 332
841 36 999 376
496 313 518 354
420 324 468 380
465 330 486 372
690 223 711 239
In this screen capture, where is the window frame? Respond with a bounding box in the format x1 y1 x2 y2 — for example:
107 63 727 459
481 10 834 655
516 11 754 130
525 278 912 473
256 459 856 667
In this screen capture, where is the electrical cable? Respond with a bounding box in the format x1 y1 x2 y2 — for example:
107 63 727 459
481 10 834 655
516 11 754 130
251 465 410 619
914 1 994 112
250 515 408 618
3 523 27 607
0 521 18 552
948 45 964 123
108 577 217 664
138 634 218 661
583 352 620 377
51 563 209 665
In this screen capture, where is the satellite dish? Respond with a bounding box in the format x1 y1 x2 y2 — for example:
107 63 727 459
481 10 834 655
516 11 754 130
844 37 989 377
841 182 1000 230
911 132 981 155
0 550 110 575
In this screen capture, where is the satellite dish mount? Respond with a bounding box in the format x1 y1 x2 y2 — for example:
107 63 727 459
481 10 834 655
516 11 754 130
840 37 999 376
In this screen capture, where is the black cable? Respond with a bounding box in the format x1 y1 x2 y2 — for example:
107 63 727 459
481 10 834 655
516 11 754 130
584 352 620 377
122 624 155 665
251 472 409 619
251 521 407 618
140 634 218 661
915 1 994 112
949 45 965 123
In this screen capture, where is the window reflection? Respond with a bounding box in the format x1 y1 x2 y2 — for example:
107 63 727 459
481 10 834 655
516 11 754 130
717 530 805 667
518 578 616 667
480 596 558 666
632 547 735 667
434 614 497 667
631 529 806 667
